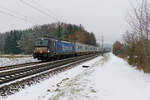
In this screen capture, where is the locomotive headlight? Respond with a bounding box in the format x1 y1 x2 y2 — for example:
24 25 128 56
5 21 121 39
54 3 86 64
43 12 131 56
47 50 50 53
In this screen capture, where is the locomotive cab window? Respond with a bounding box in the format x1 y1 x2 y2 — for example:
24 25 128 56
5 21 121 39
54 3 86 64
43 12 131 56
35 39 49 47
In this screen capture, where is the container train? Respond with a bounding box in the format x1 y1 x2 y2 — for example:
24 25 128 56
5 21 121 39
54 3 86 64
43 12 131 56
33 38 100 60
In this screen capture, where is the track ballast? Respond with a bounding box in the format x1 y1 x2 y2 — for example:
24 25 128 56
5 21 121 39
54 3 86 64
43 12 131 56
0 54 99 97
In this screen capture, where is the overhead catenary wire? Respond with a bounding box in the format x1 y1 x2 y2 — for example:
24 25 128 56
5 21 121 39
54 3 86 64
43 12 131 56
32 0 60 21
31 0 68 23
0 6 32 20
0 0 70 31
0 9 34 24
20 0 59 22
0 6 37 24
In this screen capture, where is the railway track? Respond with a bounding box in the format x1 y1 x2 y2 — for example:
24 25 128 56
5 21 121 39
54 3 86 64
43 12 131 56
0 62 41 71
0 54 99 97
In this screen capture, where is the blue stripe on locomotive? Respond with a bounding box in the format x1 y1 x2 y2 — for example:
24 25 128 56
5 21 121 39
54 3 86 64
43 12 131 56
56 41 73 54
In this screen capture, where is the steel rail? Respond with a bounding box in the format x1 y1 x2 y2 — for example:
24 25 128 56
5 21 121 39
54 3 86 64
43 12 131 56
0 62 41 71
0 54 99 97
0 54 98 85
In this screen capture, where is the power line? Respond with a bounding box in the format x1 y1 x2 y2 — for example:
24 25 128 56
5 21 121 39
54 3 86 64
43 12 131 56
20 0 59 22
0 6 36 24
0 6 36 21
0 9 34 24
36 0 70 23
31 0 69 23
31 0 60 21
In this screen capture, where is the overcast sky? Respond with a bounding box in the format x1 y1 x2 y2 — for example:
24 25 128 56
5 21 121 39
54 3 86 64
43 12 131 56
0 0 136 44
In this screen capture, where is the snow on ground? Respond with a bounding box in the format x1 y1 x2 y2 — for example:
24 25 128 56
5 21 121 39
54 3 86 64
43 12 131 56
0 57 38 67
2 53 150 100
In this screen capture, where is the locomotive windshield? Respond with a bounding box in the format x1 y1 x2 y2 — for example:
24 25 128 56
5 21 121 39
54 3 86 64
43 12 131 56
35 39 48 47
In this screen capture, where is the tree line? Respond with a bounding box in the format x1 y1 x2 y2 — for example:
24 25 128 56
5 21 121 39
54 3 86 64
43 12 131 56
113 0 150 73
0 22 97 54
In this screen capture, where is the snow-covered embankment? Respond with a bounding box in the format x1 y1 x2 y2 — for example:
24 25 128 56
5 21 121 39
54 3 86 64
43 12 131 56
0 57 38 67
3 53 150 100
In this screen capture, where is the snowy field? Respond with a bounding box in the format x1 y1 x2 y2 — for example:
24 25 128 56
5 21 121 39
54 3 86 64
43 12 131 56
0 57 38 67
2 53 150 100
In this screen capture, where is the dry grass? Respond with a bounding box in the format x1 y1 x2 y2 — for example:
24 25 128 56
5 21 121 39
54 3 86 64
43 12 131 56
118 55 150 73
118 55 129 61
98 54 110 66
0 55 32 58
101 54 109 64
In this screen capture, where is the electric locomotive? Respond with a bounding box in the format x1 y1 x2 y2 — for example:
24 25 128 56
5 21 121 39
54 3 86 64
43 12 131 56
33 38 74 60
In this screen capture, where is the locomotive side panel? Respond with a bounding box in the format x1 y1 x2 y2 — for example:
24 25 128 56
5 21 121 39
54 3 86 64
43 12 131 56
56 41 74 55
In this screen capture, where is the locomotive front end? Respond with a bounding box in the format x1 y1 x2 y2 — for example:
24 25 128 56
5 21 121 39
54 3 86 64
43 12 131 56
33 39 50 60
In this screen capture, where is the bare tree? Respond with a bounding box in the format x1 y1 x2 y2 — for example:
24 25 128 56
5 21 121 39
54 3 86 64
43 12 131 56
123 0 150 72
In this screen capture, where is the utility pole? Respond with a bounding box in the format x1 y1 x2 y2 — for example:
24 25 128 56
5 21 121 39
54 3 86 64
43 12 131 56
101 34 104 56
